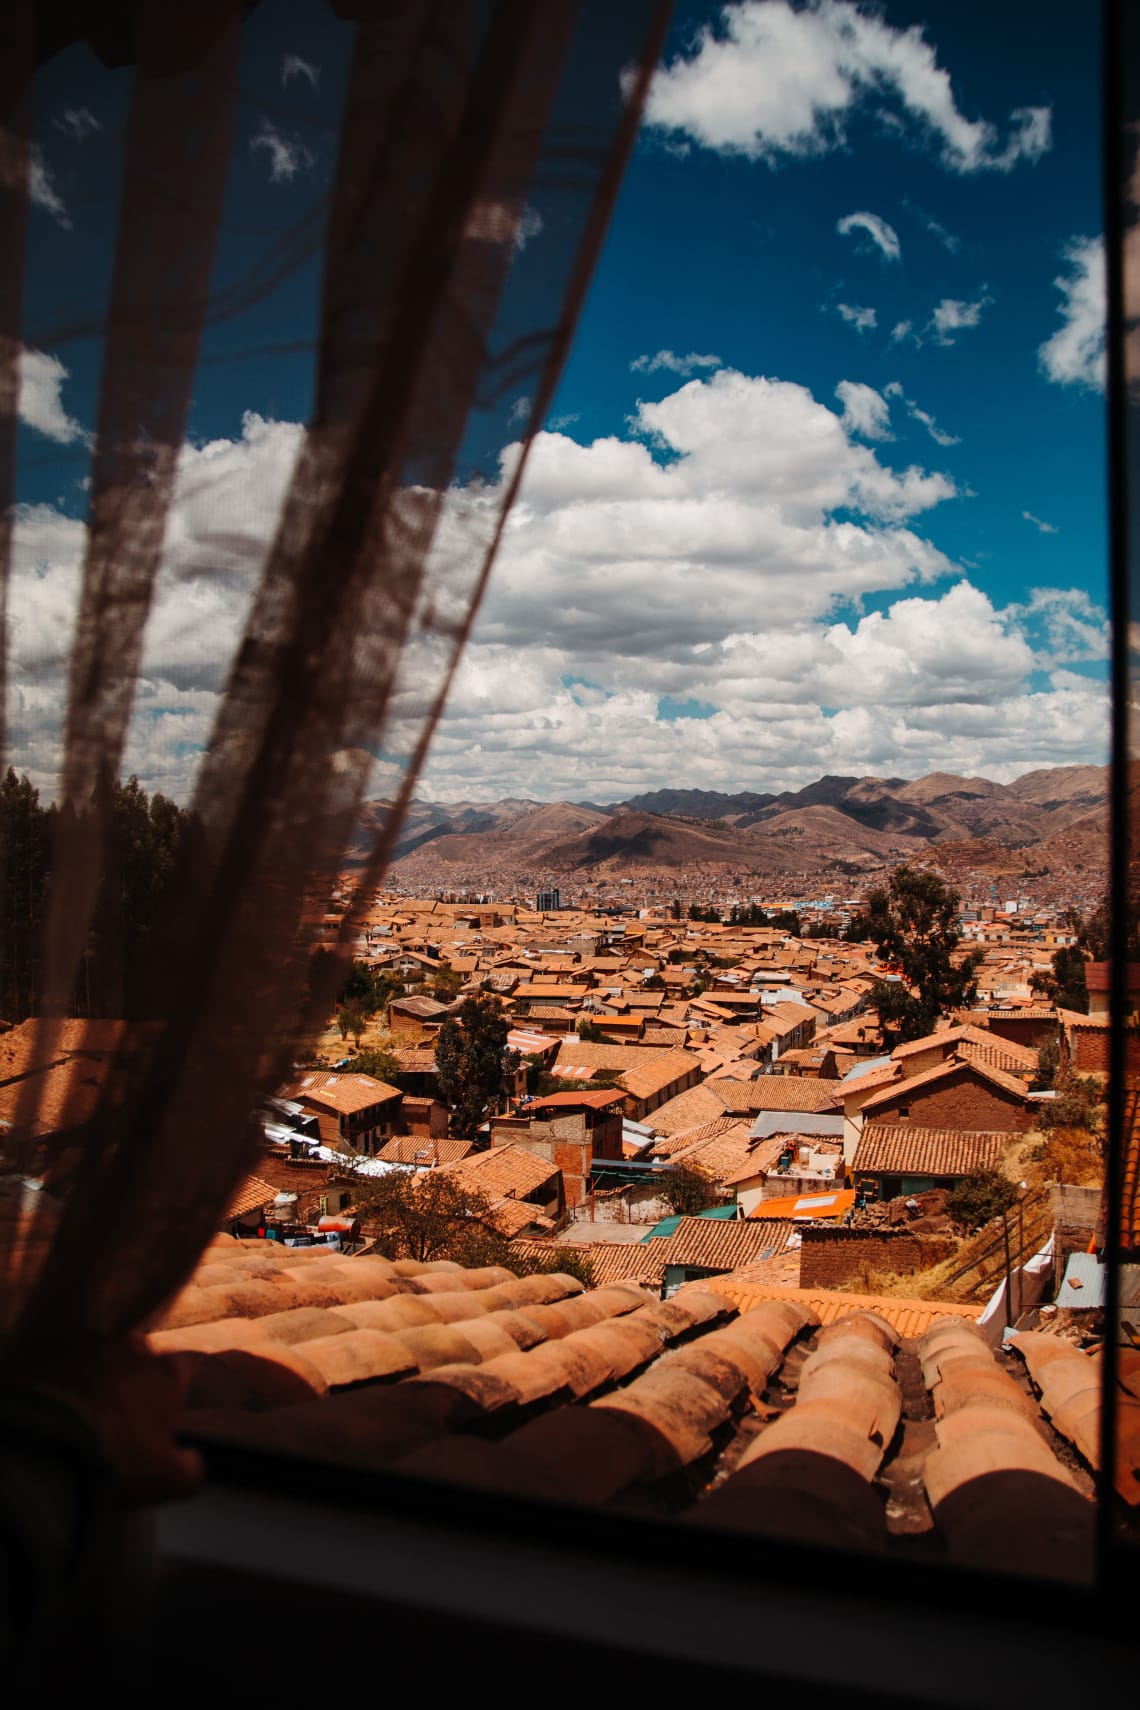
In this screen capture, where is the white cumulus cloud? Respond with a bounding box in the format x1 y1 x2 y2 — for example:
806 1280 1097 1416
17 348 88 445
835 379 892 439
641 0 1052 174
5 370 1108 807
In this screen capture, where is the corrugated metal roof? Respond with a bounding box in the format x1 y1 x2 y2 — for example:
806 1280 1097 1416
1055 1251 1106 1309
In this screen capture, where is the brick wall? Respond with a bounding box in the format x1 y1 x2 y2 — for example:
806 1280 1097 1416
868 1073 1029 1132
798 1225 928 1288
1060 1024 1140 1076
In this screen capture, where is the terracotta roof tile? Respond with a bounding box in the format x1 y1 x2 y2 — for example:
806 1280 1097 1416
374 1136 473 1166
431 1143 559 1199
164 1229 1089 1542
283 1069 402 1113
225 1175 281 1220
853 1124 1009 1178
690 1276 983 1340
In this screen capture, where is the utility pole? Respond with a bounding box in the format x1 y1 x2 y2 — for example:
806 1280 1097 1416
1001 1209 1014 1329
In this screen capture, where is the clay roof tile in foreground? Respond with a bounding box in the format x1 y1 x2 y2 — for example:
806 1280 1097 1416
164 1233 1090 1560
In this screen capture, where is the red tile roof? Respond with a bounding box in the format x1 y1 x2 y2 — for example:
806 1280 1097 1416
285 1070 403 1114
373 1136 474 1167
153 1229 1087 1554
524 1089 626 1111
853 1123 1010 1178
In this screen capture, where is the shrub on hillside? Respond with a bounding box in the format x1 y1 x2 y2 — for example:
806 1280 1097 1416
1034 1125 1104 1187
947 1168 1018 1233
1038 1070 1103 1132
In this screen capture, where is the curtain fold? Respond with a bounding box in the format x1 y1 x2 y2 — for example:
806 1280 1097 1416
0 0 672 1352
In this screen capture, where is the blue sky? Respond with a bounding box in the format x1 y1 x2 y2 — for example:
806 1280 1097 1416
556 1 1103 619
8 1 1111 804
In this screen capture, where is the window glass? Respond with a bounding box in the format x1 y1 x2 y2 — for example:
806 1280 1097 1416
3 0 1127 1590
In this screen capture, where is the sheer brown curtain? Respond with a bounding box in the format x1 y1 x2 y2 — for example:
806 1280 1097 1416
0 0 672 1352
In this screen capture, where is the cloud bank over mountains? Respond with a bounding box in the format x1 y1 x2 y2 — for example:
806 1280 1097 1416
6 361 1104 806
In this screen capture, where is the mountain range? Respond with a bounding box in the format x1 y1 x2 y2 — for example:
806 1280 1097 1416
348 764 1110 878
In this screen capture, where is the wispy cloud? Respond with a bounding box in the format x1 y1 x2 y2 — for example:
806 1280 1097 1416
250 118 314 184
904 199 961 253
837 209 900 262
836 303 877 333
890 320 913 345
1023 510 1059 535
630 349 722 376
32 156 69 230
884 380 959 446
54 107 101 143
281 54 320 90
1014 586 1107 665
1038 235 1105 392
928 293 990 344
515 204 543 251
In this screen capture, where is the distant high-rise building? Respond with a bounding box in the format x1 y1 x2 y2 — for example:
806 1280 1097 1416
536 886 561 912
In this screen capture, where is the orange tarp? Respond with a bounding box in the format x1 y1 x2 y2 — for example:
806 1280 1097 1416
747 1188 856 1222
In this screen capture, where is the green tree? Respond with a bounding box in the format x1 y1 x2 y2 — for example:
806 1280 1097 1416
1031 1034 1060 1090
435 992 520 1136
659 1161 724 1216
1039 1069 1103 1133
334 1001 370 1046
351 1042 403 1086
337 960 406 1013
0 770 194 1021
947 1168 1018 1233
1074 893 1140 963
0 769 50 1020
864 865 982 1048
522 1052 546 1094
354 1169 512 1264
1031 946 1089 1013
426 966 464 1001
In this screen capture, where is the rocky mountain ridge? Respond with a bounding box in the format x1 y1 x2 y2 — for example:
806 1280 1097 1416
350 764 1109 877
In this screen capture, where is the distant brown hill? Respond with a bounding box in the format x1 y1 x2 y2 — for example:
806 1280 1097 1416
362 763 1109 878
